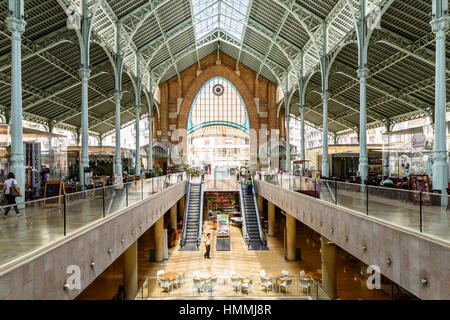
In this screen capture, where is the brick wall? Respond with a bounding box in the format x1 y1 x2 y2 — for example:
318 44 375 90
158 51 283 166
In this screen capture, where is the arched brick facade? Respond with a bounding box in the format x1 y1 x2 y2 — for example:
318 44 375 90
177 64 259 133
156 52 281 169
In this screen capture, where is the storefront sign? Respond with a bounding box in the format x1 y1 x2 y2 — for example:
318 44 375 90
32 143 41 196
25 142 41 197
411 133 425 149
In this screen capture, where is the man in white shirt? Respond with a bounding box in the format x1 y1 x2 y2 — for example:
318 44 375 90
204 233 211 259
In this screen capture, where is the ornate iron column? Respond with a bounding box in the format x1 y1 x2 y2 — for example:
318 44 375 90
7 0 26 204
431 0 449 198
320 23 330 178
114 22 123 183
298 74 306 170
147 71 154 171
79 0 91 187
135 52 142 176
284 74 291 172
357 0 369 184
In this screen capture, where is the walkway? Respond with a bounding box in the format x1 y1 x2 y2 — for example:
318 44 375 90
0 176 179 268
273 175 450 242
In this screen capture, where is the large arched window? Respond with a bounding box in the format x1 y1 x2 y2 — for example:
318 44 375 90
187 77 250 169
188 77 249 134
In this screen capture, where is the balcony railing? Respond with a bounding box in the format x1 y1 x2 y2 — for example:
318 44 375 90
136 275 329 300
0 172 186 270
256 174 450 243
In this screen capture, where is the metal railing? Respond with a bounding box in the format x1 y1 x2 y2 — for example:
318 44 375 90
197 181 205 247
250 175 267 247
238 180 250 243
180 180 192 249
136 275 329 300
0 172 187 269
256 173 450 243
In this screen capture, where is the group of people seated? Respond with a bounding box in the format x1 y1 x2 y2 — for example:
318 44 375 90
380 176 409 189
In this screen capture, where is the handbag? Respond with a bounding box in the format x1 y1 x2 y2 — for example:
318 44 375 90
9 184 19 197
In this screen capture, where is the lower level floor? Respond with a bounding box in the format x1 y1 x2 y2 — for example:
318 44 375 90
76 213 402 300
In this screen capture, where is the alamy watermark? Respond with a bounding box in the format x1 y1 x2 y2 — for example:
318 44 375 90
65 265 81 290
66 5 81 30
366 265 381 289
367 7 382 30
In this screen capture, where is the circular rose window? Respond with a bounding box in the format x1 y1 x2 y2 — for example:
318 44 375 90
212 84 224 96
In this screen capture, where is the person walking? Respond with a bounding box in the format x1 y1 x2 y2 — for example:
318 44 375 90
247 175 253 195
204 233 211 259
2 172 22 219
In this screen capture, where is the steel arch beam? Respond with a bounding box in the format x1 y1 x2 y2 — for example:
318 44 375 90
153 30 285 84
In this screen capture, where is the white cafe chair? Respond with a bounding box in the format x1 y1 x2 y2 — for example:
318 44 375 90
160 278 173 294
280 278 293 295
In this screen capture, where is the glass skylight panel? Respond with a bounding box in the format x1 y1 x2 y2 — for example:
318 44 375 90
192 0 249 41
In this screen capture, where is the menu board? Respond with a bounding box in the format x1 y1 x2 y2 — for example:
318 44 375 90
409 175 431 205
217 214 229 237
216 213 230 251
93 180 106 199
44 181 65 207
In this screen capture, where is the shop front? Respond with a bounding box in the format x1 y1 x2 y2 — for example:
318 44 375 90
310 144 382 181
67 146 135 180
382 125 439 179
0 124 68 199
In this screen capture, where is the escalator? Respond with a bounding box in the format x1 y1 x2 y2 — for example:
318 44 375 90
239 178 267 250
179 181 204 251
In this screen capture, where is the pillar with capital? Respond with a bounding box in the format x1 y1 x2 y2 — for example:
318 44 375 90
320 23 330 178
114 21 123 183
431 0 449 201
7 1 26 204
356 0 369 184
79 0 91 187
134 52 142 176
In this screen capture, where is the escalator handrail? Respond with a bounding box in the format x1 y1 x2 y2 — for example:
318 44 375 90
197 181 204 247
180 181 191 248
324 179 336 204
238 180 250 243
251 176 267 246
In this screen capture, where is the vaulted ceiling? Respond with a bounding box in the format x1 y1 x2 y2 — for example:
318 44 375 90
0 0 448 137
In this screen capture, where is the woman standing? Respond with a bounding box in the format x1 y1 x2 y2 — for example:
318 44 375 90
2 172 22 219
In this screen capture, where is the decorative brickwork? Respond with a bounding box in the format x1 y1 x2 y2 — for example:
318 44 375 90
158 52 281 166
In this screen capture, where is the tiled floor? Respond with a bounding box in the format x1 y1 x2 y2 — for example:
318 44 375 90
76 219 392 300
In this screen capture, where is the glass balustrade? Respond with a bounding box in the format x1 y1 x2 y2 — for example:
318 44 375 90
135 275 329 300
0 173 186 269
256 173 450 242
